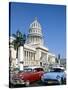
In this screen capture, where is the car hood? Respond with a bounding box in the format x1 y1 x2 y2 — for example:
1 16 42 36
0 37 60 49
43 72 64 79
18 72 30 76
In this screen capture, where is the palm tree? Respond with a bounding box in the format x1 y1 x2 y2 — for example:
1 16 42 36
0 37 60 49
12 30 26 58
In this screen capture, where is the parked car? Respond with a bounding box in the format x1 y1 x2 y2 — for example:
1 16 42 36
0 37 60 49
11 66 44 86
41 67 66 85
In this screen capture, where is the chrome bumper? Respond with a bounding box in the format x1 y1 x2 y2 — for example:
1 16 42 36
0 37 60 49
42 79 59 84
11 78 25 85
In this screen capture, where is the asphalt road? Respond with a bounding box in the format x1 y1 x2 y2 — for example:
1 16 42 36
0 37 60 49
9 80 66 88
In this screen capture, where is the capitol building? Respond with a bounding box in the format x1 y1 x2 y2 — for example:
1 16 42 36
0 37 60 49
10 18 56 70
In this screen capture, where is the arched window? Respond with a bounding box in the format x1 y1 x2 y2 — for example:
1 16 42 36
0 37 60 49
33 23 35 27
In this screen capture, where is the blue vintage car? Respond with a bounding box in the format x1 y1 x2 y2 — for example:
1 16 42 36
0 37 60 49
41 67 66 85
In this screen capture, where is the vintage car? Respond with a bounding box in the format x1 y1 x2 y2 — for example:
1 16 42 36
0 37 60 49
11 66 44 86
41 67 66 85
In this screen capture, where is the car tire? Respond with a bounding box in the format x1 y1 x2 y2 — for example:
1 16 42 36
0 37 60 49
25 80 30 86
61 77 65 84
59 78 63 85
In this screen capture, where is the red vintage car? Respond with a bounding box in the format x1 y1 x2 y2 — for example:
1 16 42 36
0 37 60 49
11 67 44 86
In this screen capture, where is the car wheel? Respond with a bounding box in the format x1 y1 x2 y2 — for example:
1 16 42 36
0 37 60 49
25 80 30 86
59 78 63 85
61 77 65 84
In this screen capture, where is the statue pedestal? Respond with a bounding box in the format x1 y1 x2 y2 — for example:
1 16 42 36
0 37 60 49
18 46 24 71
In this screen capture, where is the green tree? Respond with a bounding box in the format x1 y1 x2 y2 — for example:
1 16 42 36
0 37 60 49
12 30 26 58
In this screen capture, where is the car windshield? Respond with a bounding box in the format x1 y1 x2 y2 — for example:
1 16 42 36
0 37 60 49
24 68 32 72
50 68 64 72
34 68 44 72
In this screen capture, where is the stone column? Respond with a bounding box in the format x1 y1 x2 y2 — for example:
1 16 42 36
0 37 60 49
44 53 49 71
28 51 29 61
10 45 16 70
46 54 49 70
18 46 24 71
34 53 35 61
27 51 28 60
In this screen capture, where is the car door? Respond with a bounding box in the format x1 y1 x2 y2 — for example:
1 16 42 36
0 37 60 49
33 68 44 81
33 69 39 81
25 69 37 82
23 69 34 83
26 71 34 82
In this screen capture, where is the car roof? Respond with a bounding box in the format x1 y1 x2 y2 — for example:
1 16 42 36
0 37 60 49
52 66 65 70
24 66 43 69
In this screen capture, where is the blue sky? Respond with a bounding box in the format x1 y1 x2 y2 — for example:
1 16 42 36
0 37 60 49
10 2 66 58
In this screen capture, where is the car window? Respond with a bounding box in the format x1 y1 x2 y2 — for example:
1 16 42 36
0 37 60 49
24 68 32 72
34 68 44 72
50 68 64 72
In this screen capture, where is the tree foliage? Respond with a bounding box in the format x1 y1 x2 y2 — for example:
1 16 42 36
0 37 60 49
12 30 26 50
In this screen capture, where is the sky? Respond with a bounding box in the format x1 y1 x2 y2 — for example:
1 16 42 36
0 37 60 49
10 2 66 58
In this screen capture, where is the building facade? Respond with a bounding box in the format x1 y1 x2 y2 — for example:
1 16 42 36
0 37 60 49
10 18 56 70
60 58 66 69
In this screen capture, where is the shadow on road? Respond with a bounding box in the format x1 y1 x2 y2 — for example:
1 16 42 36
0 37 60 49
9 81 66 88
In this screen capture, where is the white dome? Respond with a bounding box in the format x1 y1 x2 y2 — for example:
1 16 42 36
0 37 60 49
29 18 41 30
27 18 43 45
29 18 42 36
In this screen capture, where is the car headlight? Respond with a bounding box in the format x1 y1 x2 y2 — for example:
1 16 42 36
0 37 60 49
56 75 60 79
19 74 22 77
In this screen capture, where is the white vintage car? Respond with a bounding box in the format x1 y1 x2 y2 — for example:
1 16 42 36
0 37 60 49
41 67 66 85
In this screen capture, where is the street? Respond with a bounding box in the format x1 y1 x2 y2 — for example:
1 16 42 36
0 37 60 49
10 80 66 88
